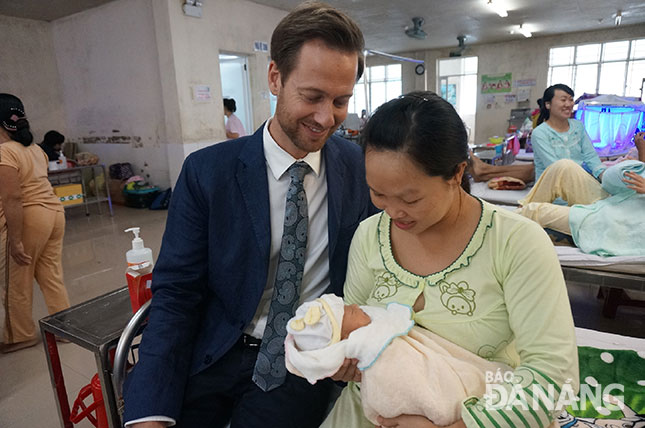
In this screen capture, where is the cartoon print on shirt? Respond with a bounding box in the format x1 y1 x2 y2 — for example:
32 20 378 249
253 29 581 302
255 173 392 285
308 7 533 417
372 272 400 301
439 280 476 316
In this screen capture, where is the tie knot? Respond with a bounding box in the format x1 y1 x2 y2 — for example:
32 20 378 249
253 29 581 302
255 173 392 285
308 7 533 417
288 161 311 182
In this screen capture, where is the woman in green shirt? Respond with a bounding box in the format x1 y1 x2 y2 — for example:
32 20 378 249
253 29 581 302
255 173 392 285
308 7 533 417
322 92 578 428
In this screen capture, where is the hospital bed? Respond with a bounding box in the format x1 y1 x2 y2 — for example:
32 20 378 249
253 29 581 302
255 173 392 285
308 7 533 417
470 180 645 318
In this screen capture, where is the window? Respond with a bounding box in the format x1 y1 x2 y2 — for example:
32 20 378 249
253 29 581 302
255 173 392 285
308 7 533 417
437 56 478 143
349 64 402 114
547 38 645 98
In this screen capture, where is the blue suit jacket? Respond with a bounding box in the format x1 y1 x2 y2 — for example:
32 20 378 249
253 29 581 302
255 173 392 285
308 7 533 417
124 126 375 422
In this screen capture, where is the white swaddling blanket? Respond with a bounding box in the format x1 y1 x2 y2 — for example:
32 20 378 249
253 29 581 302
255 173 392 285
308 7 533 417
285 303 512 426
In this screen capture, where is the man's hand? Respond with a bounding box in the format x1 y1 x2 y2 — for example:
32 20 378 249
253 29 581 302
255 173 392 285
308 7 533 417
623 171 645 194
330 358 361 382
10 241 32 266
376 415 466 428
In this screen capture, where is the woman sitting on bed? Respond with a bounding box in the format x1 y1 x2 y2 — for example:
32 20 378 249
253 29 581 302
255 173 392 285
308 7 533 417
470 84 628 187
516 152 645 257
321 91 579 428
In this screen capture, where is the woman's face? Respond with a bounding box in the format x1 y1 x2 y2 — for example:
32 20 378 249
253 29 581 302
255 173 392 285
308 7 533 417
365 149 464 235
546 89 574 121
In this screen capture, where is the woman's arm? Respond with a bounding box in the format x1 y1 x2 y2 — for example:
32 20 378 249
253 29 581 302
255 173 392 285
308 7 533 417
577 122 605 179
0 165 31 265
330 219 378 382
461 221 578 428
226 131 240 139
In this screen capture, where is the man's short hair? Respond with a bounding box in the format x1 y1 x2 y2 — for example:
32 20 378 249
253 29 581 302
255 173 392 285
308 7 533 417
270 1 364 84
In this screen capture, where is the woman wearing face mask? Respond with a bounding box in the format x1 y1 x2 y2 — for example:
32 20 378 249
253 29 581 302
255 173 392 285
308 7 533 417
322 92 578 428
0 94 70 353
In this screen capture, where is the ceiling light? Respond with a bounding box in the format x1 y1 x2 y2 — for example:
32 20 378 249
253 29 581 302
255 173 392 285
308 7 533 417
615 11 622 26
487 0 508 18
517 24 532 38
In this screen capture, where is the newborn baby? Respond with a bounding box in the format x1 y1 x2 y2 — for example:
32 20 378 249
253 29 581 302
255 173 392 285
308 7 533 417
285 294 512 426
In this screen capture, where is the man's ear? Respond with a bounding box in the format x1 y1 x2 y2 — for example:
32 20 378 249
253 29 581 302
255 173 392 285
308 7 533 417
268 61 281 96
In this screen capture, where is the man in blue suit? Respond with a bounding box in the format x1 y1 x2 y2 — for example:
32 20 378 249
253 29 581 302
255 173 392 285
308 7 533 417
124 3 375 427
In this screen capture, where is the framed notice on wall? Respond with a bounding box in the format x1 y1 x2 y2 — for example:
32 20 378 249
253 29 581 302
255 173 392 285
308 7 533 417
481 73 512 93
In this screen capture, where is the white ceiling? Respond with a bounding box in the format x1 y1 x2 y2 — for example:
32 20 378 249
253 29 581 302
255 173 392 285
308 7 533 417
0 0 115 22
1 0 644 52
249 0 645 53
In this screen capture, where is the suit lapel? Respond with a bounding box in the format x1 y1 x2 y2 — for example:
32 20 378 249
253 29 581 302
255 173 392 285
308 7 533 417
324 140 345 258
237 127 271 263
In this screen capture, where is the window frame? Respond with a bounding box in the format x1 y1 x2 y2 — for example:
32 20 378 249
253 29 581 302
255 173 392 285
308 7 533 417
547 38 645 97
349 63 403 115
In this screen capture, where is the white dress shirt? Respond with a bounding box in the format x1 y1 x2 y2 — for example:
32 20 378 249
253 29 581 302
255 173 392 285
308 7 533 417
244 120 330 338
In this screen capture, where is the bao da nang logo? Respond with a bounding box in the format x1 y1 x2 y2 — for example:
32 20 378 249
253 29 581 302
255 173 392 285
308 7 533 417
482 370 625 414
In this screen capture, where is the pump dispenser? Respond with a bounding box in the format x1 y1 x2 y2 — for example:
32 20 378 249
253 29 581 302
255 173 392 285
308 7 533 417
125 227 153 267
124 227 154 312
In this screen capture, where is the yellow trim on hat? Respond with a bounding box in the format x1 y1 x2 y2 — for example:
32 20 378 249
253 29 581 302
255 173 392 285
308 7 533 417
317 298 341 345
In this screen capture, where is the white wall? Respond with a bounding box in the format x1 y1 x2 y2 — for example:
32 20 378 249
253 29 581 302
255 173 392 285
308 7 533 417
152 0 286 185
413 24 645 143
0 15 66 143
52 0 170 188
2 0 287 188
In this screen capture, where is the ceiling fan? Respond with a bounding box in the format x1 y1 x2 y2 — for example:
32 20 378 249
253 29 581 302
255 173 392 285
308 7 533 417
449 35 469 57
405 17 427 40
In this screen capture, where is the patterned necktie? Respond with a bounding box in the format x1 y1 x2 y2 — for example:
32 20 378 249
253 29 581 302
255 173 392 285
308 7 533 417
253 161 311 392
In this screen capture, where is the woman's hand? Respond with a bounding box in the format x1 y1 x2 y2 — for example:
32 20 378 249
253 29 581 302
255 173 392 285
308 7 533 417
376 415 466 428
10 241 32 266
623 171 645 194
330 358 361 382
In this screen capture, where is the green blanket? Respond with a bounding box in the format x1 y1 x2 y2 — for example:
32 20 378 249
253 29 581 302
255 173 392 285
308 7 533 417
557 346 645 427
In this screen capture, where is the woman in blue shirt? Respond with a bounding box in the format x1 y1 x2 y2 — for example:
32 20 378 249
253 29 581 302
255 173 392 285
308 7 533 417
531 84 605 181
470 84 606 186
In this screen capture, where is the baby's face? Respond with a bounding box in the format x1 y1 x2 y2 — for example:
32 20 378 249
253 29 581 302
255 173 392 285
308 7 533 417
341 304 371 339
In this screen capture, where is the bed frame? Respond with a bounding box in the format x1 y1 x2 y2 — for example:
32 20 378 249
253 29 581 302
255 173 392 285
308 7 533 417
561 266 645 318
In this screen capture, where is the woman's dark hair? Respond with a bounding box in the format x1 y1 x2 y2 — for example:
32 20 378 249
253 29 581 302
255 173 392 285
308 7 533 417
0 93 33 146
43 130 65 147
360 91 470 193
223 98 237 113
537 84 574 126
271 1 365 83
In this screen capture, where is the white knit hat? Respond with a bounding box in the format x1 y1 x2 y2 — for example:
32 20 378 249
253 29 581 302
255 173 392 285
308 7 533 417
286 294 345 351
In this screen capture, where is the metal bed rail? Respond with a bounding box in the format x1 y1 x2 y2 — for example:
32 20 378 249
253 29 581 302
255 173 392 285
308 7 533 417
112 299 151 419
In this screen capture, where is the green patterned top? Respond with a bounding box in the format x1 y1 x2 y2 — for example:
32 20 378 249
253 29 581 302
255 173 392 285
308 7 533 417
343 200 579 427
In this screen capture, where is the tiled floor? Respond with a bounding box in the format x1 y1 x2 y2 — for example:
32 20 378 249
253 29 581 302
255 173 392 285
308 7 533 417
0 203 643 427
1 204 167 428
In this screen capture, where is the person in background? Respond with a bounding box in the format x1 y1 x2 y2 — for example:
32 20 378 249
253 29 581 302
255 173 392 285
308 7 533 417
469 84 604 187
0 94 70 354
531 83 605 182
516 136 645 257
359 109 368 130
223 97 247 139
124 2 375 427
322 92 578 428
39 130 65 162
